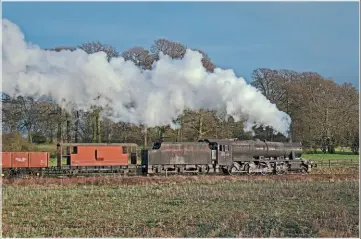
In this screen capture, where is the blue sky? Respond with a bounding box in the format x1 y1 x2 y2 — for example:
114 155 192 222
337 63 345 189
2 1 360 87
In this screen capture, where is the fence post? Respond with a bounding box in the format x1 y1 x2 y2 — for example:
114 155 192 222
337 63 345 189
329 160 331 168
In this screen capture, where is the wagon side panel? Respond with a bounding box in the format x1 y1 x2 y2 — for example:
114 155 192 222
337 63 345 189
29 152 49 168
1 152 12 168
11 152 30 168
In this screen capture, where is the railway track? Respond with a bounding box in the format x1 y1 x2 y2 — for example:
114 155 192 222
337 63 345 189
3 169 358 182
2 174 358 188
2 166 307 179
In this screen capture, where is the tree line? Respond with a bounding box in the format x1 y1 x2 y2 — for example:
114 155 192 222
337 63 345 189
1 39 359 154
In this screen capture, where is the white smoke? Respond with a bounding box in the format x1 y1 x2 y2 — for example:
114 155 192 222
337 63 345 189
2 19 291 136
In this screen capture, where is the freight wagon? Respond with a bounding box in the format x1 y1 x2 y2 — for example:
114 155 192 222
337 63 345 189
1 143 139 177
1 152 50 177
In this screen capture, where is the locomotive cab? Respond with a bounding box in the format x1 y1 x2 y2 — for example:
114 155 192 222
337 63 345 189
202 139 234 166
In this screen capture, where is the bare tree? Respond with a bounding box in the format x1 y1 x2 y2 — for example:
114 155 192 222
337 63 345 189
2 96 51 143
190 48 216 72
150 39 187 60
251 68 291 105
46 46 77 52
150 39 216 72
182 109 218 140
122 47 154 70
251 68 294 140
78 41 119 61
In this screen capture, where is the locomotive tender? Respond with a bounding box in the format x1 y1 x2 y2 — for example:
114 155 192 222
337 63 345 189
1 139 315 178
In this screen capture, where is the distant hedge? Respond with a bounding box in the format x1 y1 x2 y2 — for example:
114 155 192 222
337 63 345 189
1 132 38 152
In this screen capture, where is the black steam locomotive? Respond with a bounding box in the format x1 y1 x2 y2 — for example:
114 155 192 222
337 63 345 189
141 139 315 175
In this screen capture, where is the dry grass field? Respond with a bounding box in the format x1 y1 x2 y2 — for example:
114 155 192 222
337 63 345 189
2 173 359 237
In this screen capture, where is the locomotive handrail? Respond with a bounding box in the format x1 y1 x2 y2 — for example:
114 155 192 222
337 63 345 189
59 143 139 146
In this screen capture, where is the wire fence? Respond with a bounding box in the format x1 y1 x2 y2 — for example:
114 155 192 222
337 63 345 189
314 159 359 168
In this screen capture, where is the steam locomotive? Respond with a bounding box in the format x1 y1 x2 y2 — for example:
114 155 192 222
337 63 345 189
1 139 315 178
141 139 314 175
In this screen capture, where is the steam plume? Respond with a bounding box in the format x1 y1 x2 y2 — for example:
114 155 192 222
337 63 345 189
2 19 291 136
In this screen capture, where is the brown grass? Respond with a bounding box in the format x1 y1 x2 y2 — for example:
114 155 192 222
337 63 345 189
2 172 359 237
310 166 359 175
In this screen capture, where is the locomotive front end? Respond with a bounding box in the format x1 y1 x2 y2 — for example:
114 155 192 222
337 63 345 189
284 142 303 159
